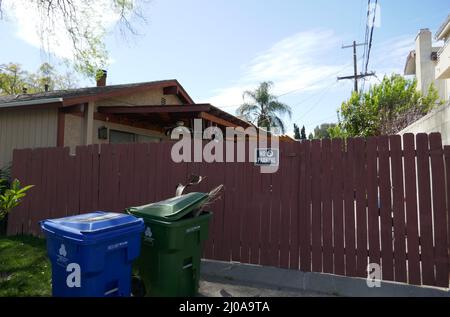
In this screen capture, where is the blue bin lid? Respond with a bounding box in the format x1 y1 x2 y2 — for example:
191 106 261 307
41 211 144 243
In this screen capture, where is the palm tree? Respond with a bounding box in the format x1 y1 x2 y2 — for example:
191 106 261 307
236 81 292 134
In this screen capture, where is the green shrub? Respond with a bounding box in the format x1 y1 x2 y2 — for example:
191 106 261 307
0 179 34 222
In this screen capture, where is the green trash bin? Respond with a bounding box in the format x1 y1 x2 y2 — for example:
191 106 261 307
127 192 212 297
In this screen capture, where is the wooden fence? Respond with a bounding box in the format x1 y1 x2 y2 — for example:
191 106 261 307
7 133 450 288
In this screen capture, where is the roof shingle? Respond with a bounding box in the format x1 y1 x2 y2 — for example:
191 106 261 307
0 79 180 105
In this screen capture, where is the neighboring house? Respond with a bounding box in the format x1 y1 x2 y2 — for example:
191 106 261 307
400 14 450 144
435 13 450 83
404 28 450 101
0 71 250 168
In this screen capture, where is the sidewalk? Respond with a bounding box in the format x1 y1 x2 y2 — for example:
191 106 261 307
199 275 331 297
200 259 450 297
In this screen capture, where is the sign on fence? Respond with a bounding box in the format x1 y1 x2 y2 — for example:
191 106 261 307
254 148 279 166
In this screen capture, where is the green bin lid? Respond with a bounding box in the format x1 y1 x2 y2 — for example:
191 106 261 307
127 192 209 221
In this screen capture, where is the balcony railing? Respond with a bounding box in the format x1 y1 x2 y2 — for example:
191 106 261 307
437 38 450 63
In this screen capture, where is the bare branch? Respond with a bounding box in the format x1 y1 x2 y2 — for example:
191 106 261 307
2 0 150 78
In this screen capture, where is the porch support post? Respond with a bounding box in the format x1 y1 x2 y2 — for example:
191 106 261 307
56 109 65 147
84 101 95 145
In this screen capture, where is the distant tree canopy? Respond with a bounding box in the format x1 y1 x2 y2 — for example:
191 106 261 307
331 74 442 138
293 124 301 139
311 123 336 139
0 63 77 95
300 125 306 140
0 0 147 79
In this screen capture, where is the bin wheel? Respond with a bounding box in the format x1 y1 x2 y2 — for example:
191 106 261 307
131 275 146 297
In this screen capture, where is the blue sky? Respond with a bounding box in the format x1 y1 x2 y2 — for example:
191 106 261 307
0 0 449 135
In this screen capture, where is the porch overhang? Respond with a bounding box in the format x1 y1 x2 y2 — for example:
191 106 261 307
97 104 251 128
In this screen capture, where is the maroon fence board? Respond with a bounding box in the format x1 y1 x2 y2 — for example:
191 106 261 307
220 146 234 262
321 139 333 274
429 133 449 287
7 149 30 235
299 141 312 272
279 144 292 269
213 160 227 261
354 137 368 278
311 140 322 273
29 148 45 235
366 137 380 270
378 135 394 281
53 148 66 220
259 171 272 266
98 145 112 210
331 139 345 275
231 160 244 262
444 146 450 280
146 143 158 205
389 135 407 283
79 146 93 213
248 161 260 265
416 133 436 285
289 143 300 270
7 134 450 288
202 158 215 259
269 156 282 268
403 133 421 285
344 138 357 276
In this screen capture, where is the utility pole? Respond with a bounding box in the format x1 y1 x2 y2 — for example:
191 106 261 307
337 41 375 92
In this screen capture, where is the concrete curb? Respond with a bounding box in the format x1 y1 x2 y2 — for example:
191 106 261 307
201 259 450 297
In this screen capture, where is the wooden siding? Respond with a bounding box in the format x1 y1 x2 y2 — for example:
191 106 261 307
0 107 57 168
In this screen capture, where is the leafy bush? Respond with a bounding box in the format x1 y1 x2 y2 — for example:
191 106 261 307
336 74 442 137
0 179 34 222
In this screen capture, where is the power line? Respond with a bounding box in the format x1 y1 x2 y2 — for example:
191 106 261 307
275 60 355 98
361 0 379 92
364 0 378 74
292 80 340 124
218 60 355 111
361 0 371 74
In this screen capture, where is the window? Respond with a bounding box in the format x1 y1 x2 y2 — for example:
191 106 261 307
109 129 161 144
109 130 135 144
137 135 161 143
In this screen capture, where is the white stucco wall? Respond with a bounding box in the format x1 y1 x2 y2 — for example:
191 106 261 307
399 102 450 145
413 29 450 102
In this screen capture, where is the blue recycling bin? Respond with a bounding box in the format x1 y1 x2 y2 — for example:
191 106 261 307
41 211 144 297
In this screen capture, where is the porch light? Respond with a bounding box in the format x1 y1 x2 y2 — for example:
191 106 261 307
98 126 108 140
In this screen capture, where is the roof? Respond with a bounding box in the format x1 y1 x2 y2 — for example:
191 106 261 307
0 79 251 128
404 47 442 76
0 79 194 107
435 13 450 40
404 50 416 75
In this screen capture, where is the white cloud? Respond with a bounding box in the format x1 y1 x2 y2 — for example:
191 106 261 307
372 35 415 73
202 29 350 108
3 0 121 61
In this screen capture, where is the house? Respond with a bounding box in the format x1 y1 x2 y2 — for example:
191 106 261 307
404 28 450 101
0 71 251 168
400 14 450 144
435 13 450 82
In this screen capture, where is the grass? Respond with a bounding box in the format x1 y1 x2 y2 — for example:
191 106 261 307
0 235 51 296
